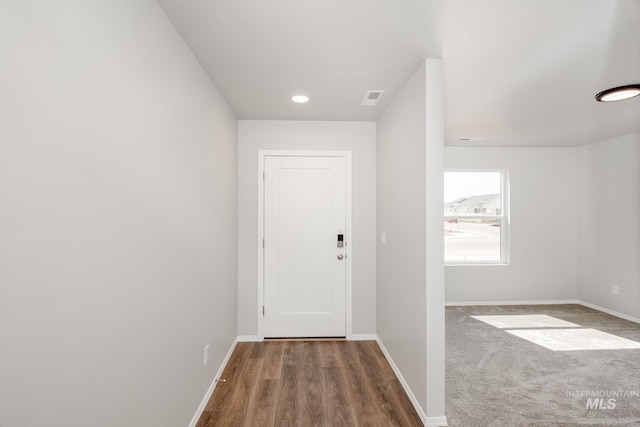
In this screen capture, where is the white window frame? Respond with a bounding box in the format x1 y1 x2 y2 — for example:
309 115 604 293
444 169 510 266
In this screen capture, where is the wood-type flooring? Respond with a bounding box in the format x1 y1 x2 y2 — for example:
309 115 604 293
196 340 423 427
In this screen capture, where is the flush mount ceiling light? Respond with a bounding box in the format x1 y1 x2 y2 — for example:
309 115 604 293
595 84 640 102
291 95 309 103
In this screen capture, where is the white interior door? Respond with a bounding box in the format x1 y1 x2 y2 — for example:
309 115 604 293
263 155 346 338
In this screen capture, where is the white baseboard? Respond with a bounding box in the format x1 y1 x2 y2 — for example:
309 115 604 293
375 337 426 423
188 338 238 427
425 416 449 427
445 299 640 325
375 337 448 426
446 299 578 307
237 335 260 342
577 300 640 324
349 333 377 341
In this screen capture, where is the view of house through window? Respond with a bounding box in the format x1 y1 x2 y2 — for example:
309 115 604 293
444 171 508 264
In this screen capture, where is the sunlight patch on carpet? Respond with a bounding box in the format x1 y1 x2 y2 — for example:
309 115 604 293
471 314 581 329
506 328 640 351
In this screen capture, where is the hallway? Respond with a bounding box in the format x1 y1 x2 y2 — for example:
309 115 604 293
196 340 422 426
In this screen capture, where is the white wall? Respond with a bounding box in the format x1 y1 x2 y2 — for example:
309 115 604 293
578 133 640 318
424 59 446 423
237 120 377 337
377 60 446 424
0 2 237 426
444 147 578 303
377 61 426 418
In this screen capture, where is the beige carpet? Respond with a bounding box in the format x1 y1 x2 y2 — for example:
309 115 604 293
446 304 640 426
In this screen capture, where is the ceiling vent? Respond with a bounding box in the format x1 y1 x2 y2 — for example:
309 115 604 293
457 137 486 142
361 90 384 106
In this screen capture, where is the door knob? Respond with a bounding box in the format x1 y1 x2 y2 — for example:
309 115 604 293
337 254 344 260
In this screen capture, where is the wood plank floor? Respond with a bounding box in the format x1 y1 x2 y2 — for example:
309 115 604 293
196 340 423 427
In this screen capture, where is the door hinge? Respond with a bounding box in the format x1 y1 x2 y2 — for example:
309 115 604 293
262 305 265 316
262 238 265 248
262 171 265 181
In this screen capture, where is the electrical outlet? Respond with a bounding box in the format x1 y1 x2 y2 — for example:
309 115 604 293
204 344 210 366
612 285 619 296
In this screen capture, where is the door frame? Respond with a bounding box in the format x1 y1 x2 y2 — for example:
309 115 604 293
257 150 353 340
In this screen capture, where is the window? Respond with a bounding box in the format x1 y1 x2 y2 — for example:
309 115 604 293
444 170 509 265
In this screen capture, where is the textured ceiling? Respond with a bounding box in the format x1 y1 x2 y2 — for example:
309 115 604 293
157 0 640 147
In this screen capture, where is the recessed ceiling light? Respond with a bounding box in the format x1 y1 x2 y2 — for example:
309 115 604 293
595 84 640 102
291 95 309 103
